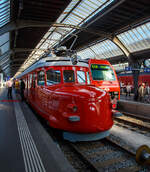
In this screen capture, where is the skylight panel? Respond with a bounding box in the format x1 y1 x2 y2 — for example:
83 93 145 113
132 29 146 49
82 1 96 10
78 39 123 60
112 63 128 71
77 49 95 59
0 0 10 27
118 22 150 53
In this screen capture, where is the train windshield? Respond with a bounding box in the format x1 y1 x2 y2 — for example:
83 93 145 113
77 71 86 83
91 64 116 81
63 70 75 83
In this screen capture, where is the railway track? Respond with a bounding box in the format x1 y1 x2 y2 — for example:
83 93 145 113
117 111 150 122
69 139 150 172
114 112 150 137
23 102 150 171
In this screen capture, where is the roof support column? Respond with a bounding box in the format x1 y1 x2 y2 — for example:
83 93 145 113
112 36 130 57
131 61 142 100
111 36 141 100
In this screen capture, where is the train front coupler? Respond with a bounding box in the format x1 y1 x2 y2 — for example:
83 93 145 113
112 109 123 117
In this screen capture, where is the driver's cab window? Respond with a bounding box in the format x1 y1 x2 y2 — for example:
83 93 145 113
63 70 75 83
77 71 86 83
37 71 45 86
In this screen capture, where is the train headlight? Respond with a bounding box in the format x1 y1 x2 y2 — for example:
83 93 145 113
90 106 96 111
111 98 117 109
73 106 78 113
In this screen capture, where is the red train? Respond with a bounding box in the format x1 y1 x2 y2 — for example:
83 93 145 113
17 54 118 142
80 59 120 108
118 72 150 87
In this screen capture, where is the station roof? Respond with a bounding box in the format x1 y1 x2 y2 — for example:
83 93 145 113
0 0 150 77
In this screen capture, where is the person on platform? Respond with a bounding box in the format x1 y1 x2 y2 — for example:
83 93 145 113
126 82 132 97
145 83 150 95
6 79 13 98
138 83 146 102
20 79 25 101
14 79 20 94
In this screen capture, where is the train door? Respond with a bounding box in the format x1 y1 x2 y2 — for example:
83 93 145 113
32 72 37 102
24 76 28 98
28 73 32 102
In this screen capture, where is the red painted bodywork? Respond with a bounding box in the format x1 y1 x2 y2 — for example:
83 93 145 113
88 59 120 100
22 65 113 133
118 73 150 87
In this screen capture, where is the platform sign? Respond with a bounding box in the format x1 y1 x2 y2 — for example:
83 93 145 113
144 68 150 73
91 64 110 70
125 66 132 71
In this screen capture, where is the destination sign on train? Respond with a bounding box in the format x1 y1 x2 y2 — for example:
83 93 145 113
91 64 110 70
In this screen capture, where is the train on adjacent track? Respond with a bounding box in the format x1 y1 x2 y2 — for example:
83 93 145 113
17 53 120 142
118 72 150 87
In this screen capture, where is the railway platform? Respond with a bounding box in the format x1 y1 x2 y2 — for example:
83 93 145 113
0 88 75 172
119 94 150 119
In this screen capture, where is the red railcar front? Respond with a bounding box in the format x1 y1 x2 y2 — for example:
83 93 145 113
47 84 113 133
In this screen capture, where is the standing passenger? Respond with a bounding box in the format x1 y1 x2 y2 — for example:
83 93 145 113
138 83 146 102
6 79 13 98
126 83 131 97
20 79 25 101
15 79 20 94
146 83 150 95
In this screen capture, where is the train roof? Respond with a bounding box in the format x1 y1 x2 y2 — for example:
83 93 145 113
17 55 89 78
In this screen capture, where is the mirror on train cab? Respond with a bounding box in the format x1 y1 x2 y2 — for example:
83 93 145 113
71 54 78 65
144 59 150 68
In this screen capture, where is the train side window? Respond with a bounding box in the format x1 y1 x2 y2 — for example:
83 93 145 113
77 71 86 83
37 71 45 86
63 70 75 83
87 72 90 84
46 70 61 85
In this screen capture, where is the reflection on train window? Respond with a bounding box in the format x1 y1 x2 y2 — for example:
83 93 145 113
87 72 90 84
37 71 45 86
46 70 61 85
77 71 86 83
91 64 116 81
63 70 75 83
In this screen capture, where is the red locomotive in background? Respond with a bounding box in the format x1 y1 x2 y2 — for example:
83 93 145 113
17 53 119 142
80 59 120 109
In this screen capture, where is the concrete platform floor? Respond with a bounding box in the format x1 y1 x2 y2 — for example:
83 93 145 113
110 125 150 154
0 88 75 172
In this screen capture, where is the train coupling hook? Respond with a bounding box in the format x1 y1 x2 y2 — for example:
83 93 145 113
112 109 123 117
